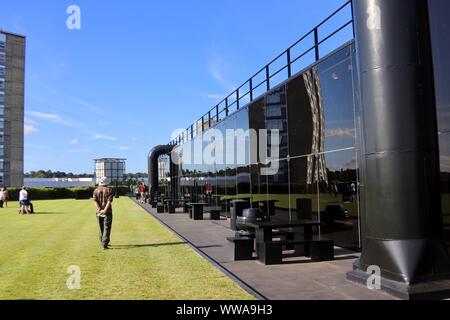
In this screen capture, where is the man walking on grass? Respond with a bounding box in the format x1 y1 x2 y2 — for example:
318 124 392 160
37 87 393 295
93 177 114 250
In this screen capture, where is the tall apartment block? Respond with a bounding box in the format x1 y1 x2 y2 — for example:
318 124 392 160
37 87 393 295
0 30 25 187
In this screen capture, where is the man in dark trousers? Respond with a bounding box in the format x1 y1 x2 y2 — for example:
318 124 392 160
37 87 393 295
93 177 114 250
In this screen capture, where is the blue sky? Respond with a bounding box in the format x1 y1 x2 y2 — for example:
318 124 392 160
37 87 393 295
0 0 350 173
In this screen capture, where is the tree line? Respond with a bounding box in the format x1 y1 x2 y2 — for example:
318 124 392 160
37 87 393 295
25 170 148 179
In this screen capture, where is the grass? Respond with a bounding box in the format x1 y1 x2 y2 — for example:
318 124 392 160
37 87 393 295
0 197 254 300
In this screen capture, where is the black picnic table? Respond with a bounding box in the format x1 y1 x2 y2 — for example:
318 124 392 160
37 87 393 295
246 219 322 259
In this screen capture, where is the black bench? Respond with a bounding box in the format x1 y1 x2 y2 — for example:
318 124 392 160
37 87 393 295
227 237 254 261
156 203 165 213
257 237 334 265
209 209 221 220
204 207 221 220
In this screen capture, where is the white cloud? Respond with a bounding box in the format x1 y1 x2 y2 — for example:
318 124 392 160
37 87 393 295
24 124 39 135
70 138 79 145
208 52 236 92
28 111 73 126
325 128 356 139
91 134 117 141
24 117 39 135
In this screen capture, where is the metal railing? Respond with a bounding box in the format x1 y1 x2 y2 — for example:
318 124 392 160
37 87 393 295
170 0 354 146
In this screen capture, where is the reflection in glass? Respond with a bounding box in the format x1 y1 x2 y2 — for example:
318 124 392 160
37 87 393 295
319 149 359 250
439 133 450 227
318 46 356 151
429 0 450 249
429 0 450 133
289 156 320 221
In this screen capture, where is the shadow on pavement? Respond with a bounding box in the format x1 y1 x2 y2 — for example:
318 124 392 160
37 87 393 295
109 242 186 250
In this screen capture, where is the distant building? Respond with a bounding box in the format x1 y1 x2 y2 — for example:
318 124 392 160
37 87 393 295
0 30 25 187
94 158 126 185
24 178 95 188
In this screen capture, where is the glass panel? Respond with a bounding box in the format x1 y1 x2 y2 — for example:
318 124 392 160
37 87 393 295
287 74 316 157
236 108 251 198
267 159 290 220
439 133 450 226
289 155 320 222
429 0 450 134
216 121 228 215
251 162 268 211
318 149 360 250
266 85 288 160
429 0 450 249
318 46 356 151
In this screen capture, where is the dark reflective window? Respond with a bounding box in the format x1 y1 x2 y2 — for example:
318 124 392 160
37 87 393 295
287 75 315 157
171 42 360 250
236 108 251 197
266 86 289 160
289 155 320 222
319 149 359 250
429 0 450 247
318 46 356 152
430 0 450 134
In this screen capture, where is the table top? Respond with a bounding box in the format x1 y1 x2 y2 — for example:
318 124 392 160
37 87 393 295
188 202 208 206
246 219 321 229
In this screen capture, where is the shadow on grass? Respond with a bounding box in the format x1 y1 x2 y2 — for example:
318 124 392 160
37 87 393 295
109 242 186 250
31 212 65 215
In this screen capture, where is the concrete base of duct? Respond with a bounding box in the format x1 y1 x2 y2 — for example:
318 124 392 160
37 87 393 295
347 259 450 300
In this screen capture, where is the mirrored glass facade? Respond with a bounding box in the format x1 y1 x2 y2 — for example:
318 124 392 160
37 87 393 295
429 0 450 247
168 43 360 250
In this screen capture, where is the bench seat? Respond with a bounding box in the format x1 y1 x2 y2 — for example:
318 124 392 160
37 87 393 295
227 237 254 261
258 237 334 265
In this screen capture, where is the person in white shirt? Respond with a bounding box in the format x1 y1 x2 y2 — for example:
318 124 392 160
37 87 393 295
19 186 29 215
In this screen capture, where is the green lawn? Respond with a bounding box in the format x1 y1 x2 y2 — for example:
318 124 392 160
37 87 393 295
0 197 254 300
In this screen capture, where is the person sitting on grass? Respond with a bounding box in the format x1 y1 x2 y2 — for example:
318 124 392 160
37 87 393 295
19 187 30 215
93 177 114 250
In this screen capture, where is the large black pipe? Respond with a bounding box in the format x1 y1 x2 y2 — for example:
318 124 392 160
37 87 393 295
347 0 450 298
148 144 174 200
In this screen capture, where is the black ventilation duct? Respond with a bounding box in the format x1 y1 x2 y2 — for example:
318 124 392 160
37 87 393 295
347 0 450 299
148 144 174 201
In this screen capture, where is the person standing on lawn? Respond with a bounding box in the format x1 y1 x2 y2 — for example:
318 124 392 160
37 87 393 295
0 188 4 208
3 188 9 207
19 187 30 215
93 177 114 250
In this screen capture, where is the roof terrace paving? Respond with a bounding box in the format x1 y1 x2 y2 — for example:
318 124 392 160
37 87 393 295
134 199 394 300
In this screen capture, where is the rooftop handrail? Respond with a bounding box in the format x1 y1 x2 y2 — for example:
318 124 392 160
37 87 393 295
170 0 354 146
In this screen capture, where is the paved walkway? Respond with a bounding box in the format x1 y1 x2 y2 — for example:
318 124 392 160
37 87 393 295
134 199 394 300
